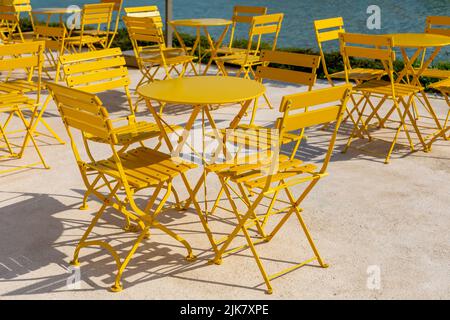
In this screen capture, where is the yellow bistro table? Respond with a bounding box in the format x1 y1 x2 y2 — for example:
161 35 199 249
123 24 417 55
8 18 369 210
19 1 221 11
170 19 232 75
388 33 450 148
137 76 266 226
32 7 81 29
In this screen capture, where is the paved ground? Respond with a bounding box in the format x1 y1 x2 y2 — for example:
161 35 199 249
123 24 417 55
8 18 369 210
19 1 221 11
0 66 449 299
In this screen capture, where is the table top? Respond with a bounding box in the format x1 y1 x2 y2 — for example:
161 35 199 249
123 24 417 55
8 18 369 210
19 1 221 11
137 76 266 105
388 33 450 48
170 18 232 27
32 7 81 14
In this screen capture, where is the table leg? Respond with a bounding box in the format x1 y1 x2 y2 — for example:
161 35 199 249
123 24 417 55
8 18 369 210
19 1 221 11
203 25 230 75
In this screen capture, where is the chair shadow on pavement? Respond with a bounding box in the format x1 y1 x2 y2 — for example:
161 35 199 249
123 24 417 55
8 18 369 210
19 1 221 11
0 189 274 296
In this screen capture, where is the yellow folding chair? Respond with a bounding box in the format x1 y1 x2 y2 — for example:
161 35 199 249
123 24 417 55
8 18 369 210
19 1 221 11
0 38 65 145
54 48 180 209
314 17 386 85
208 50 323 223
0 41 49 174
8 0 35 41
214 5 267 56
76 0 123 48
427 79 450 146
123 15 196 89
214 13 284 79
46 82 211 292
34 25 67 78
0 5 23 43
340 33 428 163
66 3 114 52
206 84 351 294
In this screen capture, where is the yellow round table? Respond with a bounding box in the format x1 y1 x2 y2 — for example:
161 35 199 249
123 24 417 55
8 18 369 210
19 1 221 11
387 33 450 151
32 7 81 29
170 19 232 75
138 76 266 213
387 33 450 84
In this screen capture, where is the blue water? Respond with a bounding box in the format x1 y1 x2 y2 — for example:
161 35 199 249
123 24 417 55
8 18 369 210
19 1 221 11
32 0 450 59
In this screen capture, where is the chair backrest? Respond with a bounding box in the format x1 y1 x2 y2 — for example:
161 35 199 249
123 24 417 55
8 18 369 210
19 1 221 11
57 48 131 99
425 16 450 36
256 50 321 89
8 0 33 29
0 5 23 42
228 6 267 49
275 84 351 173
46 82 138 193
313 17 345 83
80 3 114 38
46 82 115 143
35 25 66 53
242 13 283 64
123 15 166 70
0 41 44 101
339 33 395 83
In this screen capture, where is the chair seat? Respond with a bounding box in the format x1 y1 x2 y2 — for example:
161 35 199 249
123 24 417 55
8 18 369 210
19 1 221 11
215 47 247 55
143 54 195 65
85 121 181 145
207 154 318 190
89 147 197 189
408 68 450 79
214 53 261 67
429 78 450 94
354 80 423 97
66 35 105 44
331 68 385 81
0 80 39 94
0 93 35 112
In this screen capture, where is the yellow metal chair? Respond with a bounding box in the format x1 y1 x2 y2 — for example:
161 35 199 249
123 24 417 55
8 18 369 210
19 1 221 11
214 5 267 56
46 82 207 292
0 38 64 145
0 41 49 174
34 25 67 78
123 15 196 89
214 13 284 79
0 5 23 42
76 0 123 48
206 84 351 294
55 48 179 209
66 3 114 52
314 17 385 85
340 33 427 163
208 50 322 220
8 0 35 41
427 79 450 146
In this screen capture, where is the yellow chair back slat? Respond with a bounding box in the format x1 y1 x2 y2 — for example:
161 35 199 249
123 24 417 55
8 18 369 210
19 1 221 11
425 16 450 36
281 105 342 132
124 5 160 17
280 83 352 111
